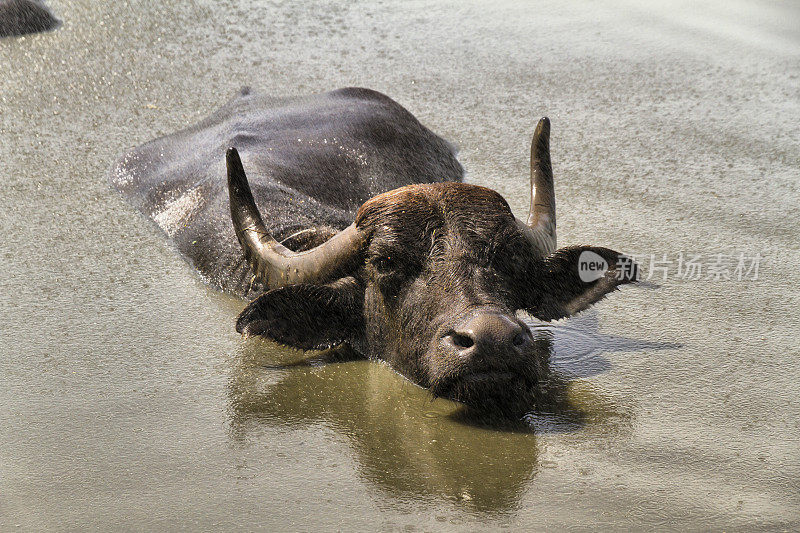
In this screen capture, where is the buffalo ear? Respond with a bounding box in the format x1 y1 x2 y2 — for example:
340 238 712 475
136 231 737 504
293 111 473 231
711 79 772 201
236 277 364 350
526 245 638 321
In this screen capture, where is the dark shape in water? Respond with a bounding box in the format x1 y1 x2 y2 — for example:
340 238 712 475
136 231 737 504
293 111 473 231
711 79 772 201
0 0 59 37
226 330 641 514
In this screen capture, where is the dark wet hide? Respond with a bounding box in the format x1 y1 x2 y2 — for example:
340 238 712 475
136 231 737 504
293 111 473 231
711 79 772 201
0 0 59 37
432 367 541 422
447 372 583 432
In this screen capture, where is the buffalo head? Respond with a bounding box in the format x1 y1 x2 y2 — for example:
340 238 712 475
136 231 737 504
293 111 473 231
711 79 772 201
227 118 637 411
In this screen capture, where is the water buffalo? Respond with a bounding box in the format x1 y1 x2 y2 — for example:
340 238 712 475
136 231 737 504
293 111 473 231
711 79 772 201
0 0 59 37
111 87 637 412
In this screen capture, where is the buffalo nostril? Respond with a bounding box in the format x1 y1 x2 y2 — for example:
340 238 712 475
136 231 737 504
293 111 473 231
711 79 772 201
451 333 475 350
450 311 529 352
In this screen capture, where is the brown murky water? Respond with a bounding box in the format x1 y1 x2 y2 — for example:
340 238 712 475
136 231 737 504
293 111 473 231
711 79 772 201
1 0 799 530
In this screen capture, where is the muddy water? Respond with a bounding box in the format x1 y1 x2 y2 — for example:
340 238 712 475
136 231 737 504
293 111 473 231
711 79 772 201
1 0 798 530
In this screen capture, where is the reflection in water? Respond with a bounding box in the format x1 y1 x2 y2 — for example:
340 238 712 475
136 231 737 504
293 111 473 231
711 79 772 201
225 312 677 514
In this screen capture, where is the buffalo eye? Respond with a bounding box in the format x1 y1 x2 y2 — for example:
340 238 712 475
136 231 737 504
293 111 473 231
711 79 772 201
373 255 397 273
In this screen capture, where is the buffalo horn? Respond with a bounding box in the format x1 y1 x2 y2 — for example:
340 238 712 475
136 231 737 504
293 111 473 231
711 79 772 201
226 147 366 289
516 117 557 256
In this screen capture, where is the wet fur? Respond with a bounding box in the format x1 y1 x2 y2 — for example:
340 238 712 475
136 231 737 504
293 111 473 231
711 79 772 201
237 182 635 412
0 0 59 37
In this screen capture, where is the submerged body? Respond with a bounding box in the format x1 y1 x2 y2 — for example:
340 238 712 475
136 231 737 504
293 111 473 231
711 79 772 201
111 87 636 412
111 87 463 298
0 0 59 37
